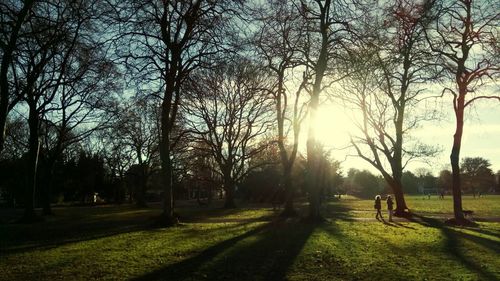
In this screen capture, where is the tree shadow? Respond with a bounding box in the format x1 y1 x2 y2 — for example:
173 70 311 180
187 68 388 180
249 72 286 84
446 228 500 253
324 201 358 222
390 221 416 229
1 208 163 253
381 220 398 227
461 226 500 238
179 206 247 220
0 217 153 254
0 202 282 255
131 218 316 281
410 214 499 281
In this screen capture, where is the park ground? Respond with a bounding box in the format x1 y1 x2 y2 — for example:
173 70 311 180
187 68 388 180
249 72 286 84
1 195 499 281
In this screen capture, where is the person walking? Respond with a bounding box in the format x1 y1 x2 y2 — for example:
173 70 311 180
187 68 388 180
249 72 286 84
374 195 383 220
386 195 394 222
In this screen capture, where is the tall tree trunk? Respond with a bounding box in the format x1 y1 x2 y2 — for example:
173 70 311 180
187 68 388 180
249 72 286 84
306 2 329 220
0 88 8 154
208 184 213 205
307 97 322 220
392 181 409 216
451 93 465 222
22 106 40 222
159 144 176 224
196 184 201 204
392 94 410 216
42 166 55 215
159 107 176 225
135 166 147 207
134 148 147 207
281 166 297 217
223 175 236 209
136 178 147 207
42 146 63 216
275 73 297 217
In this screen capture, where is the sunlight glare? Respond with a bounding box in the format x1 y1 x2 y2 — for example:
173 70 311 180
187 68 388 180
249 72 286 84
311 104 355 149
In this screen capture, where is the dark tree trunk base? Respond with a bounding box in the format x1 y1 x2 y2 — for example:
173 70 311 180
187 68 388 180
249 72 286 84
394 210 412 218
152 212 179 228
280 207 298 218
302 214 327 224
445 218 478 227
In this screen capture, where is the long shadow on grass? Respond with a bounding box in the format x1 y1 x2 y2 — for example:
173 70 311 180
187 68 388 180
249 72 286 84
179 207 252 221
132 219 316 281
324 201 358 221
0 206 167 254
410 214 499 281
462 226 500 239
1 204 277 255
0 219 151 255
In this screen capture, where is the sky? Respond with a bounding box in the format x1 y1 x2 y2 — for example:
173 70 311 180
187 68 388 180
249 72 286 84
308 96 500 176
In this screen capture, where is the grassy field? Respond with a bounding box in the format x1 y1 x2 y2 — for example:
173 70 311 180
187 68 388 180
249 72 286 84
334 194 500 219
1 196 499 281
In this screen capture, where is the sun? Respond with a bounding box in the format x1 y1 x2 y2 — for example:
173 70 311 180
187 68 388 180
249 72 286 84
313 104 355 149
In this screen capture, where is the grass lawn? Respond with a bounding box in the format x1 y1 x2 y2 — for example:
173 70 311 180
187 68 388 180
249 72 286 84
336 194 500 219
1 196 499 281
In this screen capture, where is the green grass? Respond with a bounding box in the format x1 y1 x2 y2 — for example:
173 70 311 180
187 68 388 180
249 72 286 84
406 195 500 217
335 195 500 219
1 196 499 281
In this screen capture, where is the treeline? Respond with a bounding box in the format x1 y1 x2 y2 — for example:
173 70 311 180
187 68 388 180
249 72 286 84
0 0 498 224
2 140 498 209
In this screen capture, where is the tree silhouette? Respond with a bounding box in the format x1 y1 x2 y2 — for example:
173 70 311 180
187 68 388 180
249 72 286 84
298 0 357 221
112 97 160 207
0 0 35 155
10 0 113 221
185 60 274 208
252 0 309 216
114 0 242 225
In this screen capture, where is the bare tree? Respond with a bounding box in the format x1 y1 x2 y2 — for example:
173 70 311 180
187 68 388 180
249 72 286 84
10 0 115 221
0 0 36 155
252 0 308 216
426 0 499 224
342 0 438 216
113 97 160 207
114 0 242 225
185 60 274 208
187 141 221 205
39 51 117 215
0 114 28 160
297 0 357 220
99 130 135 203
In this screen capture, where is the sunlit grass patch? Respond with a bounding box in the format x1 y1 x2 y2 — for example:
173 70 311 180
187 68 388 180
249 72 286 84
336 195 500 218
407 195 500 217
289 220 500 281
1 220 265 280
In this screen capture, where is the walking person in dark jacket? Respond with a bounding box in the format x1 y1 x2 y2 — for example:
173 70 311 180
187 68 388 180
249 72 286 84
386 195 394 222
374 195 383 220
